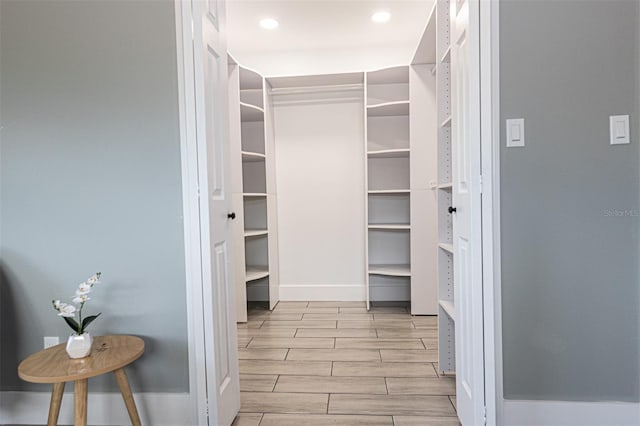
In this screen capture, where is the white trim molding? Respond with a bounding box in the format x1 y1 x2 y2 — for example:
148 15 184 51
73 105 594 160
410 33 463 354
480 0 501 425
503 400 640 426
0 391 192 425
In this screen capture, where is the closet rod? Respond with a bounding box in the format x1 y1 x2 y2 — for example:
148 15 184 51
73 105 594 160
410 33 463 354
269 83 363 96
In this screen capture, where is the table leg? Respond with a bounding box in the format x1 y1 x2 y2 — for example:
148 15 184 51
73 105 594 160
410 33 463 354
74 379 88 426
47 382 65 426
114 368 141 426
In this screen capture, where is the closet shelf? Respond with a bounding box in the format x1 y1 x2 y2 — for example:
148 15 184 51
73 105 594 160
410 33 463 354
368 189 411 194
440 116 452 128
239 66 263 91
367 148 410 158
368 224 410 230
239 93 264 110
243 192 268 197
240 102 265 122
367 66 410 85
440 46 451 63
366 101 410 117
244 229 268 237
368 264 411 277
438 243 454 254
245 266 269 282
242 151 266 162
439 300 456 321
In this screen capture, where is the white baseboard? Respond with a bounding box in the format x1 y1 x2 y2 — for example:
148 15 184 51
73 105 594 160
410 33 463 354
502 399 640 426
0 391 194 425
278 284 365 301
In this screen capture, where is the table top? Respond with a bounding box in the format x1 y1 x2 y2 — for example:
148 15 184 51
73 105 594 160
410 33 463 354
18 335 144 384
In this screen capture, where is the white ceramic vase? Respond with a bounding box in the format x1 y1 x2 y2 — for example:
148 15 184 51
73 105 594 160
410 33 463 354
66 332 93 359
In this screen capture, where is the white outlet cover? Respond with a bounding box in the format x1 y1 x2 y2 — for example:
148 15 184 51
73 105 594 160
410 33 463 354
44 336 60 349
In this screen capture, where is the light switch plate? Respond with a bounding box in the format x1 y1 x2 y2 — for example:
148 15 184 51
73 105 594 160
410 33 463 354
506 118 525 148
610 115 630 145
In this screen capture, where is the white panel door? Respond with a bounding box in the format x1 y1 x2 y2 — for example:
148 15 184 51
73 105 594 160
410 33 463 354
451 0 485 424
192 0 240 424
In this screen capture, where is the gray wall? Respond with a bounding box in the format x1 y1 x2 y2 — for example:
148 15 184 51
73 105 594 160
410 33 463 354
500 0 640 401
0 0 188 392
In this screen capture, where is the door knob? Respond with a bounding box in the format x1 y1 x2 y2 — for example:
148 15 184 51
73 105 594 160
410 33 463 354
448 206 457 214
227 212 236 220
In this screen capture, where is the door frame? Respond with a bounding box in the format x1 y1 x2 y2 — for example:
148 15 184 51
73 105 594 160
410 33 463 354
174 0 211 424
479 0 501 424
174 0 503 424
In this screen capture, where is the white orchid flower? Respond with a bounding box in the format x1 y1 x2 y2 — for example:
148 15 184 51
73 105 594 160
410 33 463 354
52 272 102 335
86 274 100 285
72 294 90 304
76 282 92 295
58 303 77 317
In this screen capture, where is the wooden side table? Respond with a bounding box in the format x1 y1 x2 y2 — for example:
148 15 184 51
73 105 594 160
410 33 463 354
18 334 145 426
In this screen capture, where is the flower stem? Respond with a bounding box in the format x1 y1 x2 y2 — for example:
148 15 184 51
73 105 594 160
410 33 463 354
78 302 84 334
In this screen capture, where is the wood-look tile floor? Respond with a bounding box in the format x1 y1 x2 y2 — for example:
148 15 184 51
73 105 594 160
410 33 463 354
233 301 459 426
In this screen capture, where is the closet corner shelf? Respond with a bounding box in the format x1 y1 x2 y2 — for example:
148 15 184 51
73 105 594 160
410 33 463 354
241 151 266 162
245 266 269 282
368 189 411 195
368 224 410 230
437 182 453 190
438 243 454 254
367 148 410 158
240 102 265 122
244 229 268 238
243 192 268 197
368 264 411 277
439 300 456 321
440 116 452 128
366 101 410 117
440 46 451 64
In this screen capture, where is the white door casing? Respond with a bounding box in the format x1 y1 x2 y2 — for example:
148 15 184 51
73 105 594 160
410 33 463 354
451 0 485 424
191 0 240 424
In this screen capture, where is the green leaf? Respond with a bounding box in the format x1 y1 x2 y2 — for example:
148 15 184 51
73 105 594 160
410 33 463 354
81 313 101 330
63 316 80 333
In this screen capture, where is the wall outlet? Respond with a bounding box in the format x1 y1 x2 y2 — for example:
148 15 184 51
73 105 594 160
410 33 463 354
44 336 59 349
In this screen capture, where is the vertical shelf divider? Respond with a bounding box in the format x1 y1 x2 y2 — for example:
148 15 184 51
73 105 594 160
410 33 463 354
230 60 276 322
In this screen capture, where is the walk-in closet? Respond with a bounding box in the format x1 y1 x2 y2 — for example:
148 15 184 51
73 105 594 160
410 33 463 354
228 0 459 377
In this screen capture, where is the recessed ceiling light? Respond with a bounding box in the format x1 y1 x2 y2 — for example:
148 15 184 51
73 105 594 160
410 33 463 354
259 18 279 30
371 10 391 23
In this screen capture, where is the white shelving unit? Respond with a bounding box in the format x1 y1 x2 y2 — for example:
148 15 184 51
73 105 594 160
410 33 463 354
228 58 279 322
362 48 439 315
365 66 412 308
228 26 440 319
435 0 456 374
364 64 438 314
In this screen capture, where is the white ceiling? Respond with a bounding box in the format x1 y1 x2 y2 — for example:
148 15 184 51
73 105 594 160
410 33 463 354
227 0 434 76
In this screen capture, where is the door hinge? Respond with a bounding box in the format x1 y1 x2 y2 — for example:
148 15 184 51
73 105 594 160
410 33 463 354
483 405 487 425
479 175 483 194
